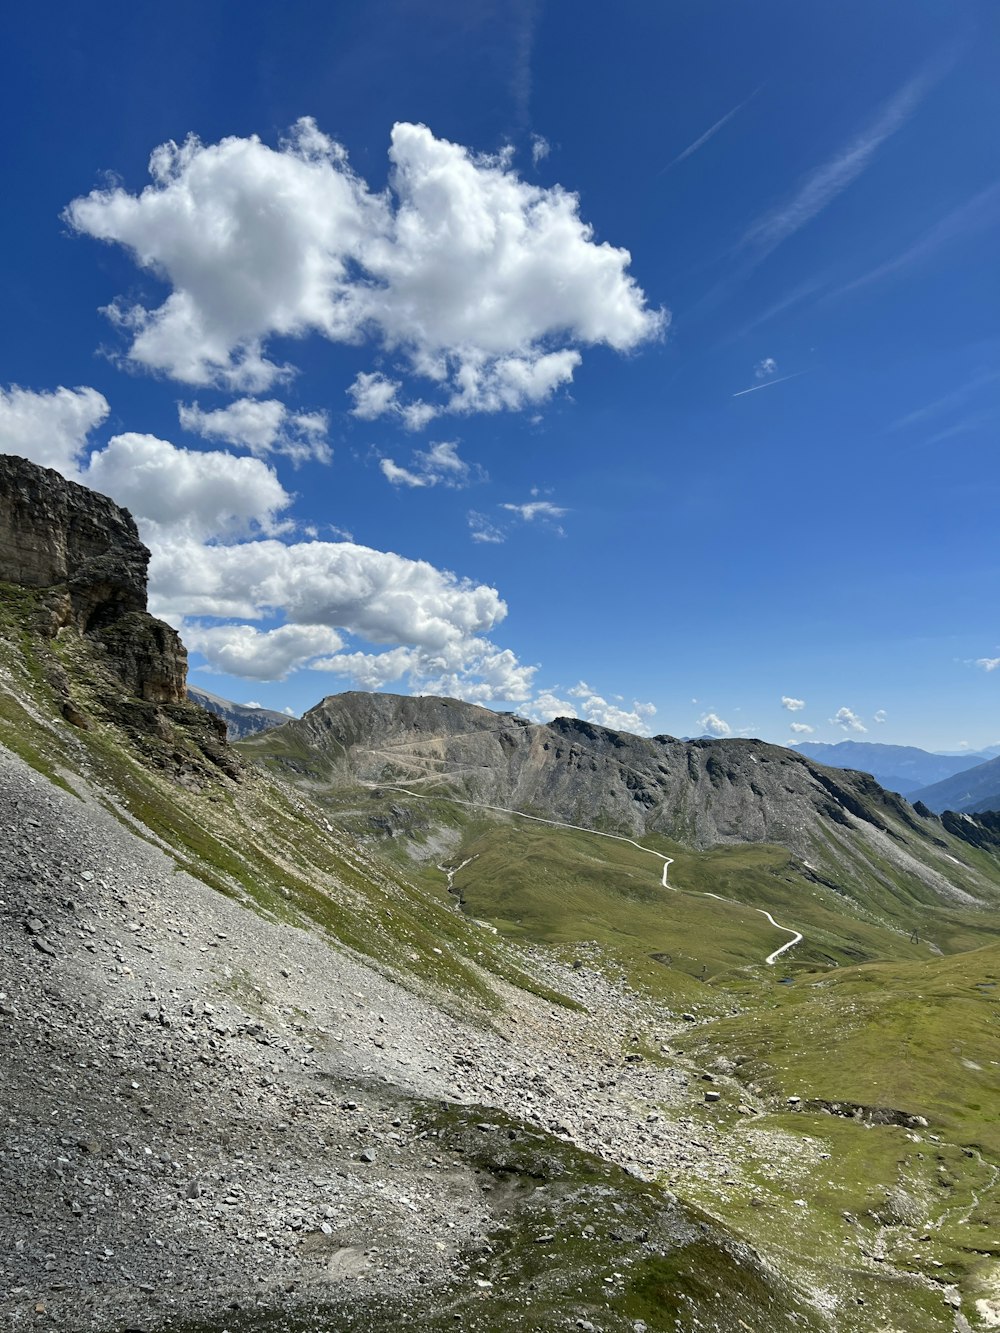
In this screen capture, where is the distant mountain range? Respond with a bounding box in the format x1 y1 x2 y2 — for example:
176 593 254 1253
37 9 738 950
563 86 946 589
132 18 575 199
187 685 289 740
792 740 988 796
909 754 1000 815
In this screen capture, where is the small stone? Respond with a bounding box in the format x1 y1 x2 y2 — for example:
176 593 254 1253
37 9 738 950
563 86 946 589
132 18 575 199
704 1090 721 1103
359 1149 377 1163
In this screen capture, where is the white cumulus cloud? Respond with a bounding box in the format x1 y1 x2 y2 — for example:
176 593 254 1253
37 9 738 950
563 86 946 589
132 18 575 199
85 433 292 542
755 357 778 379
781 695 805 711
178 398 330 465
26 414 532 700
0 385 109 476
501 499 568 522
310 637 536 705
66 118 664 416
975 657 1000 672
831 706 867 733
789 722 814 735
530 683 657 736
380 440 482 490
183 623 345 681
873 709 887 724
698 712 731 737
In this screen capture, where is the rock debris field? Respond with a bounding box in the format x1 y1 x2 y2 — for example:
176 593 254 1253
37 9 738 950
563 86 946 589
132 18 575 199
0 746 769 1333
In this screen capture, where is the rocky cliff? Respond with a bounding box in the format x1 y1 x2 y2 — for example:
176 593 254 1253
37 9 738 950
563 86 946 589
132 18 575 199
0 454 237 782
0 454 186 703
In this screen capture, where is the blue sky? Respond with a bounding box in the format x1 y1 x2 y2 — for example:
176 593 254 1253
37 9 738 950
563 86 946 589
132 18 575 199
1 0 998 749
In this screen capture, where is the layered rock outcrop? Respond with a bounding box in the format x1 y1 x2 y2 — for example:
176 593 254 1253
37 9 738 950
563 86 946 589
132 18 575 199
0 454 186 703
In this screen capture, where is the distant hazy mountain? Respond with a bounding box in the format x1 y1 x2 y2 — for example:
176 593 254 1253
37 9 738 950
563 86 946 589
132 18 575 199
188 686 290 741
910 753 1000 814
792 741 986 796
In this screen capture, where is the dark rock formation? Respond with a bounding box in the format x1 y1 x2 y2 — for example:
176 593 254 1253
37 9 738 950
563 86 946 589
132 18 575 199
0 455 186 703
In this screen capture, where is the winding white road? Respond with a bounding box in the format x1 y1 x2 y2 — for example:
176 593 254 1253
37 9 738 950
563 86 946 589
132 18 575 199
370 782 801 966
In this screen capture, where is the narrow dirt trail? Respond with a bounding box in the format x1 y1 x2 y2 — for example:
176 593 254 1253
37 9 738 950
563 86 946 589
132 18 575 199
372 782 802 965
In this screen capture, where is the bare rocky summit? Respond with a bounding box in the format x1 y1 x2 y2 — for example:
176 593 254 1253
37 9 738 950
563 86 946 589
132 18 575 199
258 691 907 851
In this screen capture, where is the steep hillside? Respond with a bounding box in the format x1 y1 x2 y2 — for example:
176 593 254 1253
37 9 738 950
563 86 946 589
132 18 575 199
912 753 1000 814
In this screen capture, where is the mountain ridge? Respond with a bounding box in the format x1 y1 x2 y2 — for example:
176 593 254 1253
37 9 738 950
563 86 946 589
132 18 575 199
241 690 1000 916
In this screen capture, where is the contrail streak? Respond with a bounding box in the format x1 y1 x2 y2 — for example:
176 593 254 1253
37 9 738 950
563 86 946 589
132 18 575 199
659 87 761 175
732 371 805 398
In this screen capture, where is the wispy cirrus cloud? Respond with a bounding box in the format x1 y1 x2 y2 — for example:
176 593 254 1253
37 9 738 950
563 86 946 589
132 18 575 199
468 511 506 544
887 370 998 434
467 492 568 544
739 61 946 267
827 181 1000 303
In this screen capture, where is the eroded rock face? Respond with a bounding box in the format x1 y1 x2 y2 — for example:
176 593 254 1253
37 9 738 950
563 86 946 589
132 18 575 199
0 454 186 703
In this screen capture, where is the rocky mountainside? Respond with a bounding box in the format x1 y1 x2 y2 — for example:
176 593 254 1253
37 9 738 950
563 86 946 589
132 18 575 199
242 690 999 907
793 739 987 796
188 684 289 740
